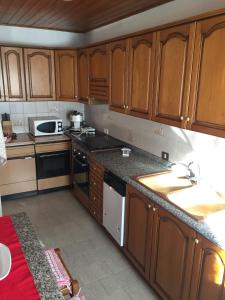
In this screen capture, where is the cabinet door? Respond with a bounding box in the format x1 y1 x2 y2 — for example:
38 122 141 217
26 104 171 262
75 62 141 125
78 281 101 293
152 23 196 128
109 39 129 113
55 50 77 101
89 44 108 101
77 49 89 100
190 235 225 300
0 55 5 101
24 48 56 101
128 33 156 119
150 208 196 300
125 185 153 278
1 47 26 101
189 15 225 138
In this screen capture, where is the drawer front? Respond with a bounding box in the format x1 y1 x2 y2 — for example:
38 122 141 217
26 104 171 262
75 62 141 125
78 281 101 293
0 157 36 185
35 142 71 153
6 145 35 158
38 175 71 190
0 180 37 196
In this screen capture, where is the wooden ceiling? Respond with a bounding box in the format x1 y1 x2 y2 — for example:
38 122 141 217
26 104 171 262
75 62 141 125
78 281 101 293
0 0 172 33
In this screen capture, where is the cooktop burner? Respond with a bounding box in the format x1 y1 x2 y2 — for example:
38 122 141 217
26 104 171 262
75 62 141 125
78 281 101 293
70 131 125 152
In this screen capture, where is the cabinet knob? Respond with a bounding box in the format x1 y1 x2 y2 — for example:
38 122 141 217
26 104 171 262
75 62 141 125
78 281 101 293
93 211 96 215
93 196 96 201
93 182 96 185
194 238 199 244
123 105 126 108
126 105 129 109
186 117 190 122
153 207 157 212
180 116 184 121
147 204 152 209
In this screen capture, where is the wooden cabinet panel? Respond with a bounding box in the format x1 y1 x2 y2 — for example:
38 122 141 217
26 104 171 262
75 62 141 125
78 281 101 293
77 49 89 100
109 39 129 113
189 15 225 138
190 235 225 300
1 47 26 101
150 208 196 300
128 33 156 119
55 50 78 101
88 44 108 101
125 185 153 277
0 55 5 101
152 24 196 127
24 48 55 101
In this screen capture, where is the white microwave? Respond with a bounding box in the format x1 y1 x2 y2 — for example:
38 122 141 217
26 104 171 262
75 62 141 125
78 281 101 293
28 116 63 136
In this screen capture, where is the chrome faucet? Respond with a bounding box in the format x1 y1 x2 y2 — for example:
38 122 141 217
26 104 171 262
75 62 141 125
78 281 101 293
170 161 201 184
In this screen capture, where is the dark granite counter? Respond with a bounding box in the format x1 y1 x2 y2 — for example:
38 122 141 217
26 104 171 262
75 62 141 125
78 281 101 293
12 212 64 300
71 136 225 250
5 133 34 147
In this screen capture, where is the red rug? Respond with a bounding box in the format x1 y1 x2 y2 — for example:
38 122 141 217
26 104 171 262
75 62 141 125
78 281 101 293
0 216 41 300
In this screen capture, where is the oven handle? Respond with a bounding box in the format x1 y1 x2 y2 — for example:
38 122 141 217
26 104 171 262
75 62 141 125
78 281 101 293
38 153 66 159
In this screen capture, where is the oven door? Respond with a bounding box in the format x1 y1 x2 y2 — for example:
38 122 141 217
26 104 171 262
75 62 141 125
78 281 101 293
36 150 70 179
73 153 89 195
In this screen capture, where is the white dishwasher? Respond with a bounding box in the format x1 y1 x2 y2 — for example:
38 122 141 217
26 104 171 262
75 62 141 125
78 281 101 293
103 171 126 247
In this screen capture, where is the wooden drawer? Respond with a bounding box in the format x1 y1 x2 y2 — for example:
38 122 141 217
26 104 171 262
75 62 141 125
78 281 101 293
0 180 37 196
38 175 71 191
35 142 71 153
6 145 35 158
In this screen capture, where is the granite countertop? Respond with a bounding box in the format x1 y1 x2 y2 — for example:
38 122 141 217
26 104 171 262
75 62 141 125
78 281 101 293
5 133 70 147
71 136 225 250
12 212 64 300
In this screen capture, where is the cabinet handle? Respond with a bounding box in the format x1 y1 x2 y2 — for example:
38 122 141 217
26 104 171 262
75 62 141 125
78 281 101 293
194 238 199 244
180 116 184 121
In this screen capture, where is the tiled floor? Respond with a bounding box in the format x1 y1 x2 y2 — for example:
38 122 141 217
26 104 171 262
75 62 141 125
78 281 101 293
2 190 159 300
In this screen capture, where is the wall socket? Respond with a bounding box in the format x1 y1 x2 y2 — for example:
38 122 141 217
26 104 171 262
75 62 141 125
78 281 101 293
161 151 169 161
104 128 109 135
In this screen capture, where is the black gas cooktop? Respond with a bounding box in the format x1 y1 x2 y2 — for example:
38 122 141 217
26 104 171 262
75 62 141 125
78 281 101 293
70 131 125 152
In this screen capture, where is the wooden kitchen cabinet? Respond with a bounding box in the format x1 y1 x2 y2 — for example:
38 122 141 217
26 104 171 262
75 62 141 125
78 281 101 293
24 48 56 101
89 159 104 224
77 48 89 100
0 56 4 101
189 235 225 300
88 44 109 101
125 185 154 278
152 23 196 128
109 39 129 113
55 50 78 101
0 145 37 196
128 33 156 119
150 207 196 300
1 47 26 101
188 14 225 138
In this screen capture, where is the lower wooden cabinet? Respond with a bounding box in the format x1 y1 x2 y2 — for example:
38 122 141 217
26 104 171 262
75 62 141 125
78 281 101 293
190 235 225 300
150 208 196 300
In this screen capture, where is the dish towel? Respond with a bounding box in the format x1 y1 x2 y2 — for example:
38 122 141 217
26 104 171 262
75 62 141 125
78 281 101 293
0 123 6 166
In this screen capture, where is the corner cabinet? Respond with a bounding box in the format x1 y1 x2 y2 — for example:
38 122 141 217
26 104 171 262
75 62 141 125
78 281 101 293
55 50 78 101
24 49 56 101
188 15 225 138
88 44 109 101
109 39 129 113
190 235 225 300
1 47 26 101
152 23 196 128
128 33 156 119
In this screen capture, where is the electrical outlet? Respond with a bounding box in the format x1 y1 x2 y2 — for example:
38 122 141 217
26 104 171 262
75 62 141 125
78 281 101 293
161 151 169 161
154 127 164 136
104 128 109 135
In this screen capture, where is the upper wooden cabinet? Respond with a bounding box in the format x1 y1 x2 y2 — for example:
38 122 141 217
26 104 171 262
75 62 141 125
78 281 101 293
55 50 78 101
190 234 225 300
152 23 196 128
1 47 26 101
109 39 129 113
88 44 109 101
24 49 56 101
125 185 153 278
77 48 89 100
188 15 225 138
0 56 5 101
128 33 156 119
150 207 196 300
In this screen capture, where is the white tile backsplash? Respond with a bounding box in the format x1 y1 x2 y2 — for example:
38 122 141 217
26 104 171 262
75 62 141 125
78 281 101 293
0 101 84 133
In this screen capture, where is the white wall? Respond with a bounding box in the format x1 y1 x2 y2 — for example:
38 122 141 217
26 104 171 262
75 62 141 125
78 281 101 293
0 101 84 133
85 0 225 44
85 105 225 194
0 26 84 48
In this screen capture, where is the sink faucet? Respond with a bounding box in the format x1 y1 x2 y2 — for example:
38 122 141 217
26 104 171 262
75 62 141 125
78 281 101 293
170 161 201 184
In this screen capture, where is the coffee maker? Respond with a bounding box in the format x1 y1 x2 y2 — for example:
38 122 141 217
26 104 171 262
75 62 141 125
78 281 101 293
70 111 83 132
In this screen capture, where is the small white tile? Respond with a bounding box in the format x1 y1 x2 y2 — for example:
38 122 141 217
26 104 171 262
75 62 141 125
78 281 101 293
48 101 59 113
35 102 48 113
23 102 36 114
0 102 10 115
9 102 23 114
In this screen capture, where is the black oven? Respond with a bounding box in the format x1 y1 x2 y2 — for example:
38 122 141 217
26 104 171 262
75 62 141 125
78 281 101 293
36 150 70 179
72 147 89 195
